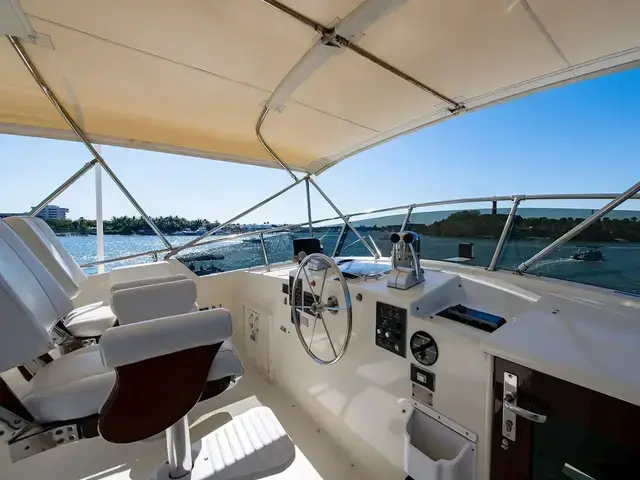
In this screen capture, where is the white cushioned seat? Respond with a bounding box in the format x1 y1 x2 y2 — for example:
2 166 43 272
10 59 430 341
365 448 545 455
209 341 244 381
3 218 196 338
20 341 243 423
2 221 243 434
64 301 118 338
0 219 116 338
20 345 116 423
3 216 86 299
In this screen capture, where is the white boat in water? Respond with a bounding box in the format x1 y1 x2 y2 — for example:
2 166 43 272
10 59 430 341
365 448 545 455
1 2 640 480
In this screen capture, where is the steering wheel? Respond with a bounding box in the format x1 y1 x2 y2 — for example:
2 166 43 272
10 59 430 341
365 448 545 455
291 253 352 365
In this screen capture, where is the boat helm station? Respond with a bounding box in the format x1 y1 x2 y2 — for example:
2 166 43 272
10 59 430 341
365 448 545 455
1 1 640 480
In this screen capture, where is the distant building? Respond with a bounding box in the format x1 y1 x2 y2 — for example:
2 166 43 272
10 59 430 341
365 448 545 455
30 204 70 220
0 212 24 219
244 223 275 231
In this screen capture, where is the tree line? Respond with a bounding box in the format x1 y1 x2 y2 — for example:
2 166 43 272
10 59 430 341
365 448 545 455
416 210 640 242
46 216 220 235
371 210 640 242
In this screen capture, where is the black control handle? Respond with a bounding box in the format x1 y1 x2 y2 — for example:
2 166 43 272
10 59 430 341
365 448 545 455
403 232 416 244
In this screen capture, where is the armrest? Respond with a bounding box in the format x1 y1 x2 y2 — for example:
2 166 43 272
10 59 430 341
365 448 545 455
111 278 197 325
110 274 188 295
99 308 232 369
109 260 175 285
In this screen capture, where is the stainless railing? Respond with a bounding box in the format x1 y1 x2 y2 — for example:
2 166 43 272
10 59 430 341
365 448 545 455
81 191 640 273
10 29 637 283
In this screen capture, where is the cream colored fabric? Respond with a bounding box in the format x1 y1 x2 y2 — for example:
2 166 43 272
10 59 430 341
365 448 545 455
64 302 116 338
21 340 243 422
110 278 197 325
3 216 85 299
1 0 640 173
99 308 232 369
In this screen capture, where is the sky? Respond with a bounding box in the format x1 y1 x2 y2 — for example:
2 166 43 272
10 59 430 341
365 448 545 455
1 66 639 224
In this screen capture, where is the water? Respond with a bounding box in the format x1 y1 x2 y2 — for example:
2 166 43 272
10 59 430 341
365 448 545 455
62 233 296 274
338 231 640 295
65 228 640 296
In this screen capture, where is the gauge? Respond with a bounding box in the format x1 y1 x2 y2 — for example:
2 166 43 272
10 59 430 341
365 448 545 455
410 331 438 366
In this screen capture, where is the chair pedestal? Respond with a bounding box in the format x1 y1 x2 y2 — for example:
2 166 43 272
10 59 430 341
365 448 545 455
154 406 295 480
167 416 192 478
153 416 198 480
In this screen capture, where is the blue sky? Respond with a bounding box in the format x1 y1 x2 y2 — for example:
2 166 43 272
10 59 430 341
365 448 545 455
1 66 639 223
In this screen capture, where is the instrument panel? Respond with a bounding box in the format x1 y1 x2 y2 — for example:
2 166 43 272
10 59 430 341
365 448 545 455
375 302 407 357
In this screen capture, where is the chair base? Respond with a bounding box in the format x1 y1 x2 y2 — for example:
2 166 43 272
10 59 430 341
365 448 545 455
152 406 295 480
153 439 204 480
8 423 80 462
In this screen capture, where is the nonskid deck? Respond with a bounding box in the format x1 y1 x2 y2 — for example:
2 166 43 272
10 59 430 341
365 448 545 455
0 367 367 480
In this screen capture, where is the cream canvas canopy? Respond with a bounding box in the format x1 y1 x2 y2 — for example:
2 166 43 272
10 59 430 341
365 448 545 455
2 0 640 174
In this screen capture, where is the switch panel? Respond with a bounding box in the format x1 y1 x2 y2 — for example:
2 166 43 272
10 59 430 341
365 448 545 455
375 302 407 357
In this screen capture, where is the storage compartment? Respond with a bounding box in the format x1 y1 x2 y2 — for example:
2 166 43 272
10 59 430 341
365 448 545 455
405 408 476 480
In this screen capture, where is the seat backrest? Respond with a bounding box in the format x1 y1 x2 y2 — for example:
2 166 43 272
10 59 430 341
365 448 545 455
0 221 72 372
4 216 86 299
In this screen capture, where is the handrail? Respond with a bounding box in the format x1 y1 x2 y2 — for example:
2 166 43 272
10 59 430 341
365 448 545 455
289 193 640 227
81 228 295 267
81 192 639 270
517 181 640 273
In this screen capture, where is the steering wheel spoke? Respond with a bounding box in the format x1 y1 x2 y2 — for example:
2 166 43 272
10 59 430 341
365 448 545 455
291 253 352 365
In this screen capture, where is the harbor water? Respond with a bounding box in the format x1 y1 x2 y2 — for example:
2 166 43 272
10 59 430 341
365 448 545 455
64 228 640 296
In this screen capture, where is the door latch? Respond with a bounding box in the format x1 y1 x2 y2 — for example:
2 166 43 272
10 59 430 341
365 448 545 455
502 372 547 441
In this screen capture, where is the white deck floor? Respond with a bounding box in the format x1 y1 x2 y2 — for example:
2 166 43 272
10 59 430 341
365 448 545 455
1 368 366 480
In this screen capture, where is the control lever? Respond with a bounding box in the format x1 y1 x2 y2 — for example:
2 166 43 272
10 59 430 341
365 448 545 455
387 230 424 290
407 243 421 282
390 233 400 270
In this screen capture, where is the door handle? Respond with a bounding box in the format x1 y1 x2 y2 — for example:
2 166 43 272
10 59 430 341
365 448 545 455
503 392 547 423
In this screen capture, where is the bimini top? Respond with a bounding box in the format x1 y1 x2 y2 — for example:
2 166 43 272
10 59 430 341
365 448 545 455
1 0 639 174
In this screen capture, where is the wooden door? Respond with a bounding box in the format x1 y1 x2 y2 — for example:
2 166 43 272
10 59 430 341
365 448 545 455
491 357 640 480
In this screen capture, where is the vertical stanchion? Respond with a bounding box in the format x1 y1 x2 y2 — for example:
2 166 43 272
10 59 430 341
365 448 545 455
95 146 104 273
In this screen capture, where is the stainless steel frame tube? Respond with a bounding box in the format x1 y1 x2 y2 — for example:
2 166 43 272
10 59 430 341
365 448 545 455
29 159 98 216
517 181 640 273
487 198 521 271
305 178 313 237
8 35 172 249
308 177 378 258
165 177 306 258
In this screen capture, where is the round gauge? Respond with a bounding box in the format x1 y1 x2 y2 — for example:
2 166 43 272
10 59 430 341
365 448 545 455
410 331 438 366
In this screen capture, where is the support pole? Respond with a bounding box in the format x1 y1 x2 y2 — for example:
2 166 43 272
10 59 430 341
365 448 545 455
259 233 270 271
488 197 521 271
305 178 313 237
166 176 306 258
256 107 297 181
308 177 378 258
166 416 192 478
332 218 350 257
517 180 640 273
8 35 172 250
94 152 104 274
29 159 98 217
401 204 415 231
